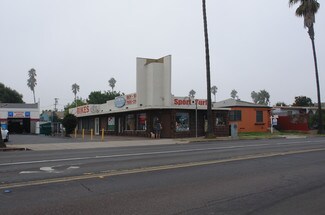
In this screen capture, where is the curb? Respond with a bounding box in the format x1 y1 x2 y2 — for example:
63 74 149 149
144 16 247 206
0 147 31 152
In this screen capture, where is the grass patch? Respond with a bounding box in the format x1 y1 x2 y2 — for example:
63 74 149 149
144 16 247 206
238 132 274 139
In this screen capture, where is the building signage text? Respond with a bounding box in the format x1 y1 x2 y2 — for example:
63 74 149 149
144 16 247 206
77 106 90 114
126 93 137 105
8 111 31 118
173 99 208 106
76 105 100 115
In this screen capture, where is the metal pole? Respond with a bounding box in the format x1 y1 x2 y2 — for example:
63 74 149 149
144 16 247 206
270 116 273 134
195 100 198 138
101 128 105 142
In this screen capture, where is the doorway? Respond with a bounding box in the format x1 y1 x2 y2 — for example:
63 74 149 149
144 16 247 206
95 118 99 135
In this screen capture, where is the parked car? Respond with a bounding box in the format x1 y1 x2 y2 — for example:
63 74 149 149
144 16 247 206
1 127 9 142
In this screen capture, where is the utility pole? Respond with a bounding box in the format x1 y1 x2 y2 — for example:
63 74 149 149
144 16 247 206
54 98 58 112
202 0 214 138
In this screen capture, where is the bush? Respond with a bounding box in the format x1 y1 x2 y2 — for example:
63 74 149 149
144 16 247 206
62 114 77 137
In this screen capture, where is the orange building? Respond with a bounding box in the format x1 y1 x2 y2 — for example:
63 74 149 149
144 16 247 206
214 99 271 133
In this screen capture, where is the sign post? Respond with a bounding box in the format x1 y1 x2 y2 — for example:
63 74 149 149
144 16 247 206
270 115 278 134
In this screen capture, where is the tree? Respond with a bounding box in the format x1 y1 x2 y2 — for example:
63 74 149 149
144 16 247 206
87 91 108 104
230 89 239 100
108 78 116 92
211 85 218 102
251 90 270 105
189 89 196 98
293 96 313 107
62 114 78 137
87 91 123 104
202 0 213 138
27 68 37 103
64 98 87 116
276 102 287 106
289 0 323 134
71 83 80 107
0 83 24 103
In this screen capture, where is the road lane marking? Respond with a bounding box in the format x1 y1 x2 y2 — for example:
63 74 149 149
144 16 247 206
0 144 271 166
2 147 325 190
2 139 325 167
19 166 80 174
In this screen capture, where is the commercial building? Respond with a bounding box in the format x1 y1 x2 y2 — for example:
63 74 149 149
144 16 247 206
0 103 40 134
70 55 230 138
214 99 271 133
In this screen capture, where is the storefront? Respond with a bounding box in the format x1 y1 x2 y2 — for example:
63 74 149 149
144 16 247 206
70 55 229 138
71 99 229 138
0 103 40 134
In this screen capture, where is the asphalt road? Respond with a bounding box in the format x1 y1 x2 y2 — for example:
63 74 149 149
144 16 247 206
1 137 325 214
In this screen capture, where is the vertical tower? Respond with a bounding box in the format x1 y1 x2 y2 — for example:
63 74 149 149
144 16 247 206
136 55 172 107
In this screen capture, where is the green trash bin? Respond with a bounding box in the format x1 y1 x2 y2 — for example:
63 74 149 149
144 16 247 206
40 122 52 135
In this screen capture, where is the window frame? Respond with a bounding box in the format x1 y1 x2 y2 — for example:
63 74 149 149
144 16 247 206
229 110 242 121
256 110 264 123
175 112 190 132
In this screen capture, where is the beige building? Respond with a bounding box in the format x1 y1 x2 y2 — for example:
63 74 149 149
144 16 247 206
70 55 230 138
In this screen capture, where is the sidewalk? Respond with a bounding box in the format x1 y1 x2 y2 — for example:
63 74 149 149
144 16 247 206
11 139 190 151
2 133 310 152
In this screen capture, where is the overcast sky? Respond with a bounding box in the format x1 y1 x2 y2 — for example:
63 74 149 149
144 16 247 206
0 0 324 110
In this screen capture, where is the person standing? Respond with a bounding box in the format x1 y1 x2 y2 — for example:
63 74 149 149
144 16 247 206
154 119 162 139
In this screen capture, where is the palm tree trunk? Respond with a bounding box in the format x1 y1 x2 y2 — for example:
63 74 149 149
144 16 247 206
309 26 324 134
202 0 214 137
33 90 36 103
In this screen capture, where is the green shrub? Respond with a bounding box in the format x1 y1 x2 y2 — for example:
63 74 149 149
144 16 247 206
62 114 77 137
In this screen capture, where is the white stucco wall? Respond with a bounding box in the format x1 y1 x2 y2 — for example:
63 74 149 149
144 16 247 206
136 55 172 107
0 103 40 133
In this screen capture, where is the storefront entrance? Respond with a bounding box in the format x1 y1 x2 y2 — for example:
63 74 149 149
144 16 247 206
95 118 100 135
8 118 30 134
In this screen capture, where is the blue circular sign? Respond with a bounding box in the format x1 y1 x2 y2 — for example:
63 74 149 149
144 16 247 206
114 97 126 108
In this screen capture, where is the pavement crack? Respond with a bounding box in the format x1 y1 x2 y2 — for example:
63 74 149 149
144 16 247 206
80 183 93 192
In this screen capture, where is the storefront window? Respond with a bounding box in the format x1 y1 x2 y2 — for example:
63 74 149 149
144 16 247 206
175 112 189 132
216 113 226 126
125 114 135 130
137 113 147 130
108 116 115 131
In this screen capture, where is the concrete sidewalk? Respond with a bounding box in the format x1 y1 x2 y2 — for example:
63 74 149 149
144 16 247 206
12 139 191 151
2 134 309 151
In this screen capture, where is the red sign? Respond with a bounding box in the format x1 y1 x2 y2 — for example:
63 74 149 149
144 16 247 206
126 93 137 105
174 99 207 106
77 106 89 114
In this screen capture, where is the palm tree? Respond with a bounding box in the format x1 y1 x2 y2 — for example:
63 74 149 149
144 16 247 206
211 86 218 102
230 89 238 100
71 83 80 107
189 89 196 98
27 68 37 103
289 0 323 134
108 77 116 92
202 0 214 138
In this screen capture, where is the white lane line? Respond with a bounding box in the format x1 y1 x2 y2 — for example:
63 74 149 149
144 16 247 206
20 166 80 174
2 140 325 167
0 143 269 166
